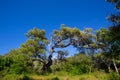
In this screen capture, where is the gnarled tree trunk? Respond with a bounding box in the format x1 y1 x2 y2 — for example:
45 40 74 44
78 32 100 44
41 55 52 71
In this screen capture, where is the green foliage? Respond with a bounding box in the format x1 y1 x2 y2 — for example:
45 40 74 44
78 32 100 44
9 63 26 74
51 76 59 80
2 74 31 80
51 54 91 75
0 56 14 75
0 49 33 76
0 56 4 71
0 0 120 78
20 27 48 59
68 54 91 75
0 24 120 79
109 70 120 80
96 28 110 42
2 56 13 67
92 71 109 80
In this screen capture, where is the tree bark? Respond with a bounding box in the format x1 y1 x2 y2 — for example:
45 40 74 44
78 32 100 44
106 63 111 72
41 55 52 71
112 58 119 74
108 66 111 72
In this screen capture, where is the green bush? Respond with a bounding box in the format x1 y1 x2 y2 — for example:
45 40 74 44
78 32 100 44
51 76 59 80
109 71 120 80
51 54 91 75
70 66 81 75
9 63 26 74
70 65 90 75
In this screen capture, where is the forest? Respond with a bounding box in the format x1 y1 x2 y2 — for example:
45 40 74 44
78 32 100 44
0 0 120 80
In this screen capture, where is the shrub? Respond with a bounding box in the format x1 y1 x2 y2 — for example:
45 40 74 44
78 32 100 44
70 65 90 75
109 71 120 80
51 76 59 80
9 63 26 74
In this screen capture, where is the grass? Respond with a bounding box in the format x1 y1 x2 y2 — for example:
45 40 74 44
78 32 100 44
29 71 109 80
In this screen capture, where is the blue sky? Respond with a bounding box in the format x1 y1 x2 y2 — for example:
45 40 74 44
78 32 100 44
0 0 116 55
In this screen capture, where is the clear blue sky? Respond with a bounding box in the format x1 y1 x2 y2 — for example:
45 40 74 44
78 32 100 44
0 0 116 55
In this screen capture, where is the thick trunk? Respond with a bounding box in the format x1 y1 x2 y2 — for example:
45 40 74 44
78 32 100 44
41 55 52 71
112 58 119 74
